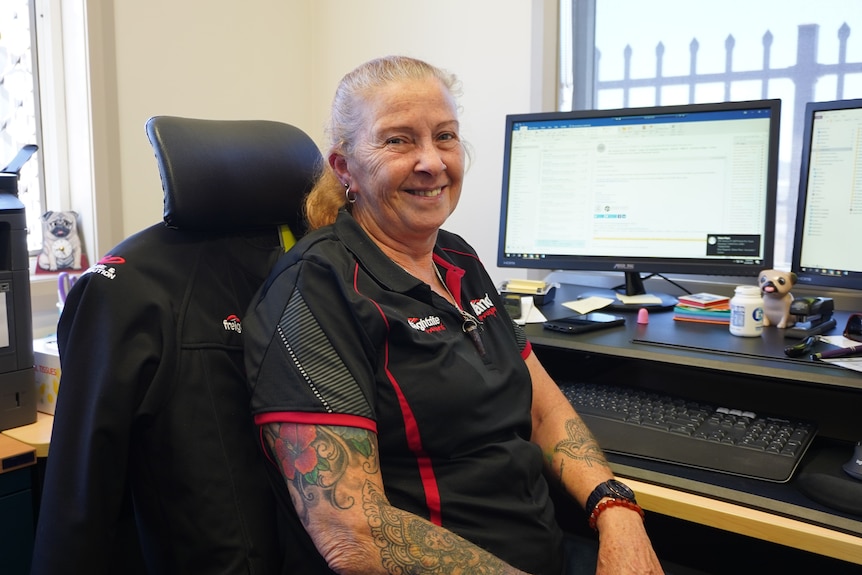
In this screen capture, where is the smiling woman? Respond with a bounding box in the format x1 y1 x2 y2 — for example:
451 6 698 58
242 55 665 575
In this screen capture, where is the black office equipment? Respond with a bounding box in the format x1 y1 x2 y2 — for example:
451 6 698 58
561 381 817 482
497 100 780 310
543 312 625 334
784 317 838 339
784 296 836 338
502 293 522 319
843 441 862 481
791 98 862 291
0 147 37 431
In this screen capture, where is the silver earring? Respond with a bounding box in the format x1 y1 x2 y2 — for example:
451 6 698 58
345 184 357 204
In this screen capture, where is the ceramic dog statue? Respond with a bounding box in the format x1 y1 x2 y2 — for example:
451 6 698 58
37 210 83 271
758 269 797 328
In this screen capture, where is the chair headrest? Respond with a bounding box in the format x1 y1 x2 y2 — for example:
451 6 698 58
145 116 322 235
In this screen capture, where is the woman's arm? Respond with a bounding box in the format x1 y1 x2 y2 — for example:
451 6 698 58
263 422 530 575
525 351 664 575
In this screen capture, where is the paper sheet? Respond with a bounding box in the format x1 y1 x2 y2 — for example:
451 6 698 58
817 335 862 373
562 296 614 315
615 293 663 305
515 295 547 325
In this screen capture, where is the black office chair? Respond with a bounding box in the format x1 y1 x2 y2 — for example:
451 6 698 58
31 117 322 574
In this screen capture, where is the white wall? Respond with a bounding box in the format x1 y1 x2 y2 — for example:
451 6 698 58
90 0 557 287
31 0 556 333
90 0 319 251
307 0 557 287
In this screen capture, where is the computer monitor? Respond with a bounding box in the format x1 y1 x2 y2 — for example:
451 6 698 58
791 98 862 291
497 99 780 309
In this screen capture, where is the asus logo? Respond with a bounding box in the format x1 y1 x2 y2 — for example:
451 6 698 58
613 263 635 270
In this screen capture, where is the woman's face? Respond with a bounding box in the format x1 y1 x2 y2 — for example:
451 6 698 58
335 76 465 250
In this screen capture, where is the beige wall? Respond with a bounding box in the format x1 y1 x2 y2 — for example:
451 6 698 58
87 0 557 287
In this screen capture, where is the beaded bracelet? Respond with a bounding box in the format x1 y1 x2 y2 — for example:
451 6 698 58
588 497 645 531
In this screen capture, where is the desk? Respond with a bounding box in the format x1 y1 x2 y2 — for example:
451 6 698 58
2 412 53 458
2 411 53 534
0 434 36 574
529 284 862 566
629 478 862 564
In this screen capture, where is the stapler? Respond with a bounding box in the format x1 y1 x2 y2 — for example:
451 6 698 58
784 297 836 338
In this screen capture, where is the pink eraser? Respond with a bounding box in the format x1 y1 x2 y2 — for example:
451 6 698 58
637 308 649 324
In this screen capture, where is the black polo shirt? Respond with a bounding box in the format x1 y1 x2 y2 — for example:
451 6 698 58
245 211 563 575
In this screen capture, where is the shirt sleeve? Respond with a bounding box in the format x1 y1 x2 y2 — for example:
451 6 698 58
511 319 532 359
245 255 377 425
31 267 159 574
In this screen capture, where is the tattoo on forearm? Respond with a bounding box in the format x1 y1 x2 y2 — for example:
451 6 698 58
265 423 377 519
549 418 609 473
362 481 524 575
267 424 525 574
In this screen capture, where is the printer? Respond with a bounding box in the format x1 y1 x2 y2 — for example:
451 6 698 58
0 154 36 431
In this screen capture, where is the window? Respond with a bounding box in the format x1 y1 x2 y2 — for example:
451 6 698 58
561 0 862 271
0 0 43 253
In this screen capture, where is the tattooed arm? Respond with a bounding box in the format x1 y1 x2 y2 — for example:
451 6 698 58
263 422 530 575
525 351 664 575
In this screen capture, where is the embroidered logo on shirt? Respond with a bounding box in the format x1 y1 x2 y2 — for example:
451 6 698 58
469 293 498 322
88 254 126 280
407 315 446 333
223 314 242 333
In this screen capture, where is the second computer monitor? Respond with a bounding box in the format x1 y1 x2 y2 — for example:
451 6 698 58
497 99 780 307
791 98 862 291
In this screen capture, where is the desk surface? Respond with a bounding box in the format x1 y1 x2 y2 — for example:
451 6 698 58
527 284 862 565
1 412 52 458
529 284 862 393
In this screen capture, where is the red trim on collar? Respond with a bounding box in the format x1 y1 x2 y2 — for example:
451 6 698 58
433 254 465 307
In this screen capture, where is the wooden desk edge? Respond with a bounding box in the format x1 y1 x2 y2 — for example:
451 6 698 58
626 478 862 565
0 412 53 458
0 434 37 474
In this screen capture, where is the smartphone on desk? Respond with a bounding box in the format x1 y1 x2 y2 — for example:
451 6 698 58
543 312 625 334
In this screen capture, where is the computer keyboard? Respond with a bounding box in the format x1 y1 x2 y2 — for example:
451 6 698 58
561 382 817 482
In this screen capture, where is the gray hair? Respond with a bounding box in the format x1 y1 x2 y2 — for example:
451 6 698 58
327 55 462 156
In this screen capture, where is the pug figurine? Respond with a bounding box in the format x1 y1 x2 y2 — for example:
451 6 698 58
758 269 797 328
37 210 83 271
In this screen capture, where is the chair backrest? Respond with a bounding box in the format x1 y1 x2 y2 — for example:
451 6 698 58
32 117 322 575
146 115 321 233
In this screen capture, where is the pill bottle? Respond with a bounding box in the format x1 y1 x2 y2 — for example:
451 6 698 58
729 285 763 337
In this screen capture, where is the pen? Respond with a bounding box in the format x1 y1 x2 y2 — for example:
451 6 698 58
810 345 862 360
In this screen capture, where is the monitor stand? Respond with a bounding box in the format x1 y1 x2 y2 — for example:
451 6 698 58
577 272 678 312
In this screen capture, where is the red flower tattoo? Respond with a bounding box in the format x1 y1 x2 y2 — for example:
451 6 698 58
278 423 318 480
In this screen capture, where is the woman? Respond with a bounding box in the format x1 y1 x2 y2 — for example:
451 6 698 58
243 55 663 574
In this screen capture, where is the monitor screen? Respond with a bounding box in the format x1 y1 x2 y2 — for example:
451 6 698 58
497 100 780 306
791 98 862 291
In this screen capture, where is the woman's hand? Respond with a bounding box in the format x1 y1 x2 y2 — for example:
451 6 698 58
595 505 664 574
524 351 664 574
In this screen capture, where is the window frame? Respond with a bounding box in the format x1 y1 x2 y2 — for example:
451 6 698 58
561 0 862 273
